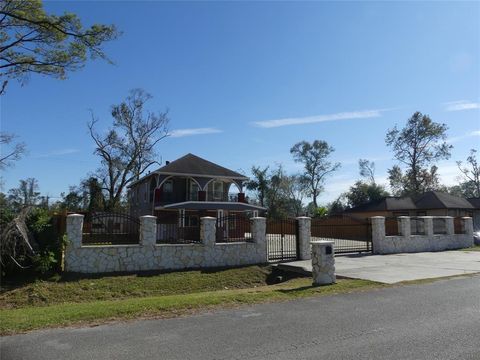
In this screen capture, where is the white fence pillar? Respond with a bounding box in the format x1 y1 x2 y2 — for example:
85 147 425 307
311 240 335 285
444 216 454 235
201 217 216 247
421 216 434 237
140 215 157 246
66 214 84 249
463 217 474 237
371 216 385 254
297 216 311 260
251 217 268 263
398 216 411 238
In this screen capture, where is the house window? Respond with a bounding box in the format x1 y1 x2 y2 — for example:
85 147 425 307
213 181 223 201
163 180 173 193
189 180 199 201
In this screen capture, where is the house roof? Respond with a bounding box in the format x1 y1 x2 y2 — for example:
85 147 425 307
156 153 248 179
346 197 416 213
160 201 266 211
347 191 475 213
467 198 480 209
414 191 474 210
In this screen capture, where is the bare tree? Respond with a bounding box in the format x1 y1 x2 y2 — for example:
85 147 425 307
0 132 26 169
359 159 375 183
457 149 480 197
88 89 169 210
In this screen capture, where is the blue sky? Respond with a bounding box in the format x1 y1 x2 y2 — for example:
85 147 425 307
2 1 479 204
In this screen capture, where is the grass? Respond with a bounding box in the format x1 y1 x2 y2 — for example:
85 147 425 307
456 245 480 252
0 266 382 335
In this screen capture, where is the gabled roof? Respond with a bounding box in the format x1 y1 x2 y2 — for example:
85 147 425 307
414 191 474 210
155 153 248 179
467 198 480 209
346 197 416 213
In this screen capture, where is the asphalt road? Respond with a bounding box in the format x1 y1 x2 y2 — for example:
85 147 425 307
2 275 479 360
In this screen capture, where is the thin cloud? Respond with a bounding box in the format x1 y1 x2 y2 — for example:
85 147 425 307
34 148 80 158
251 109 389 128
444 100 480 112
446 130 480 144
169 127 223 138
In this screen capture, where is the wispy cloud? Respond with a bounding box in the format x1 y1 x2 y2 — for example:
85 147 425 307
34 148 80 158
446 130 480 144
169 127 223 138
251 109 390 129
444 100 480 112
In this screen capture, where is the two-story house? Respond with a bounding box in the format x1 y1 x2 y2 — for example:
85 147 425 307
128 153 266 227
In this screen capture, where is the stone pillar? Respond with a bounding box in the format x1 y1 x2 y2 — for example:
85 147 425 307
201 217 216 247
311 240 335 285
66 214 84 249
371 216 385 254
297 216 311 260
140 215 157 246
398 216 411 238
251 217 267 262
444 216 454 235
462 217 474 237
421 216 434 237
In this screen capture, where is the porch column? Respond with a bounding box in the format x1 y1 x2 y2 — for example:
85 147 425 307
297 216 311 260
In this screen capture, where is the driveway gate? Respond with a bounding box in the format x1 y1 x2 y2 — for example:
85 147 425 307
266 218 299 262
311 215 372 254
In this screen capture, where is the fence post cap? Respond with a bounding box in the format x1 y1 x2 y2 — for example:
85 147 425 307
397 216 410 218
461 216 473 219
140 215 156 219
371 216 385 219
296 216 311 220
311 240 334 245
67 213 84 218
201 216 216 220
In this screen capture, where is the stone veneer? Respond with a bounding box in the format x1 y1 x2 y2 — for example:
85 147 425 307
297 217 312 260
311 240 336 285
65 215 267 273
372 216 474 255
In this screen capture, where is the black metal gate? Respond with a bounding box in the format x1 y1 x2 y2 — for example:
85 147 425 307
311 215 372 254
82 212 140 245
266 218 299 262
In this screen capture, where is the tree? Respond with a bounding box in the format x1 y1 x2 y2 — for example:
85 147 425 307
0 0 119 94
457 149 480 198
0 132 26 169
88 89 169 210
385 112 452 196
344 181 389 208
359 159 376 183
8 177 41 210
246 166 269 207
290 140 340 208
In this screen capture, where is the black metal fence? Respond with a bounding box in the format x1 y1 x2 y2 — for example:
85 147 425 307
410 217 425 235
311 215 372 254
216 214 252 243
266 218 299 262
82 212 140 245
433 218 447 234
156 213 201 244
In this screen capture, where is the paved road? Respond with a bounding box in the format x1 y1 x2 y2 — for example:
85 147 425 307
2 275 479 360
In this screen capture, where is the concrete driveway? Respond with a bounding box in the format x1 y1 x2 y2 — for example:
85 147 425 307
278 250 480 284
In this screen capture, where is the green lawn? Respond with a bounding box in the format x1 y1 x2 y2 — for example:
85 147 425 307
457 245 480 252
0 266 382 335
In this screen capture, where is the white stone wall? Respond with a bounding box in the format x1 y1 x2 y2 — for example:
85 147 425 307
371 216 474 255
65 215 268 273
297 217 311 260
311 241 336 285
